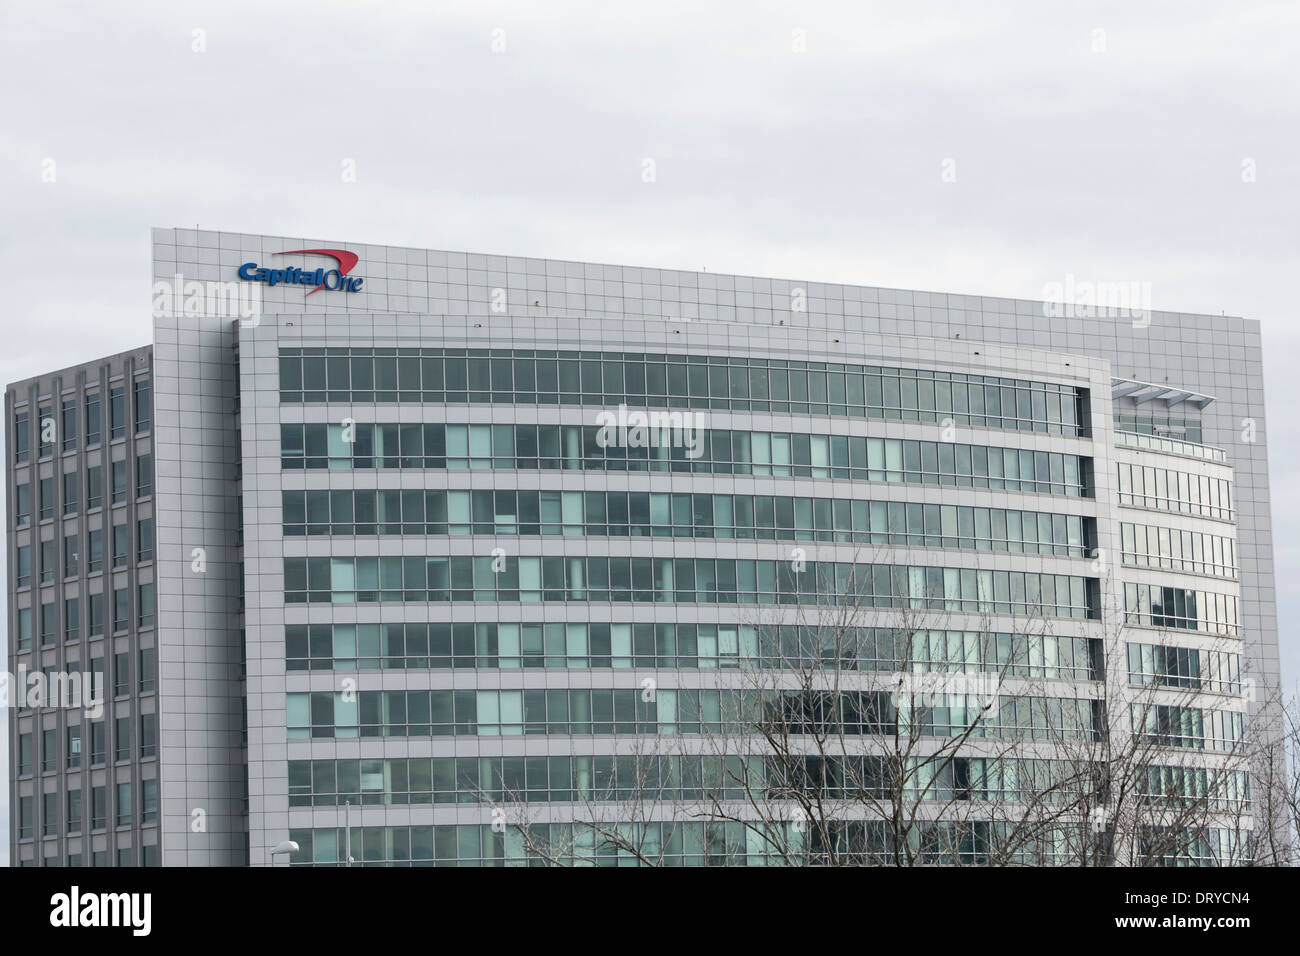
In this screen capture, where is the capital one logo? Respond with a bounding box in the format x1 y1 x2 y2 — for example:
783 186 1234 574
238 248 364 294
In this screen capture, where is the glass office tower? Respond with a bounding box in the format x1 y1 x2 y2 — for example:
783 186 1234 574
7 229 1278 865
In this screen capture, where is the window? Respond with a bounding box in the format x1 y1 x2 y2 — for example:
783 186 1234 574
90 723 105 765
1116 462 1234 521
140 713 157 758
1120 521 1238 579
18 732 33 775
61 398 77 451
88 593 104 636
16 544 31 587
88 529 103 573
138 582 155 628
63 596 78 641
40 602 56 646
18 796 33 839
63 533 79 577
286 487 1094 558
116 847 134 867
40 539 55 584
109 385 125 439
139 647 156 693
288 553 1097 619
87 465 103 509
62 471 78 515
111 460 126 504
38 404 53 457
67 790 82 833
114 651 130 697
136 453 152 497
16 607 32 650
1125 582 1239 636
112 524 127 568
42 728 56 772
281 420 1090 497
44 792 58 836
15 408 30 463
91 786 106 829
115 716 130 761
283 348 1087 440
113 588 128 632
15 482 30 526
116 782 132 826
289 683 1066 742
85 391 101 445
137 517 153 562
67 726 82 769
134 377 151 433
142 779 158 824
39 477 54 520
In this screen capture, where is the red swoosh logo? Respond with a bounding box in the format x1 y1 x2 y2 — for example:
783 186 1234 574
275 248 360 295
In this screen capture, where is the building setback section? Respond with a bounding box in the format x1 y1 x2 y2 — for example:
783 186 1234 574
152 317 246 865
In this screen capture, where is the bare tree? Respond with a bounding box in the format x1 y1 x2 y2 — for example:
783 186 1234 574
491 564 1270 867
690 583 1078 866
1241 683 1299 866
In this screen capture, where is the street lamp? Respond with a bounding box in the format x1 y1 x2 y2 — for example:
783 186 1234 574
270 840 300 867
343 799 355 867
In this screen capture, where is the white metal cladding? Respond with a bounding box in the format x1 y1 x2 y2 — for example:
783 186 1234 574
144 228 1272 866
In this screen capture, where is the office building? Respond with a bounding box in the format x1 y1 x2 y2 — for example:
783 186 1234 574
6 229 1277 865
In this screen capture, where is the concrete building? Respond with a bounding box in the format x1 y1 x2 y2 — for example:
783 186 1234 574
6 347 157 866
6 228 1277 865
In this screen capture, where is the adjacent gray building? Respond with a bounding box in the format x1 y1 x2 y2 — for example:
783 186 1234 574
6 347 158 866
7 228 1279 865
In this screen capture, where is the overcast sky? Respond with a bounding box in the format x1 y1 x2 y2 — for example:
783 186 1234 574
2 0 1297 864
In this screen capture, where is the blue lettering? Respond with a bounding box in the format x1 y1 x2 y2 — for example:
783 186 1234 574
238 261 363 292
